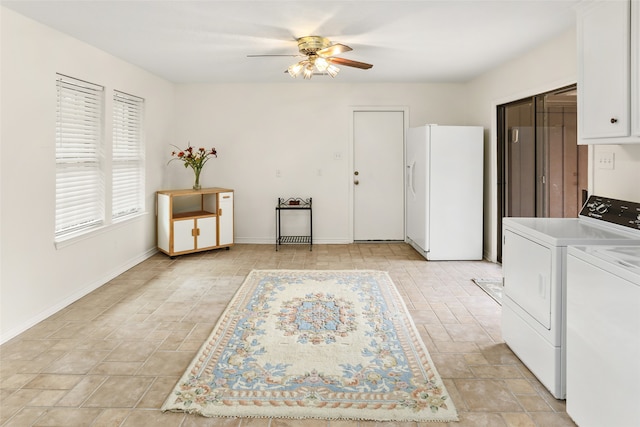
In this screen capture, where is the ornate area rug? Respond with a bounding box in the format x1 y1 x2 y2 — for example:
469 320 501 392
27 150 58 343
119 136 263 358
162 270 458 422
472 278 503 305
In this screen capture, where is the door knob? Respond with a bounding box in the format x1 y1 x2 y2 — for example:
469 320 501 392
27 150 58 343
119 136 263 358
354 180 359 185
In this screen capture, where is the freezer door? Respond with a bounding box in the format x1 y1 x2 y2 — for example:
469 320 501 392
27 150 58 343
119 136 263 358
427 125 484 260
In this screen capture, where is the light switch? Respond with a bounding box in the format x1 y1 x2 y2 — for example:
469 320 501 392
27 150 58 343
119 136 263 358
597 151 615 170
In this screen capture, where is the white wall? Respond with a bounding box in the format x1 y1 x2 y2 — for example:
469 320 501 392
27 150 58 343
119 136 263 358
592 144 640 201
0 8 175 342
171 83 471 243
466 28 579 261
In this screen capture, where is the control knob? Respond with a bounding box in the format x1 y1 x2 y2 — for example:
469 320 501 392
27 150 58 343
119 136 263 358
595 203 609 214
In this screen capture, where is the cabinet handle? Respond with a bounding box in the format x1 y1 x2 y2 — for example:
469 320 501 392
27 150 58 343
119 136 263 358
223 195 231 199
192 228 200 237
218 208 222 216
610 117 618 124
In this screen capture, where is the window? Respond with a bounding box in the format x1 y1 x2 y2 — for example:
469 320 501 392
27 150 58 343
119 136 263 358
112 91 145 220
55 74 105 237
55 75 146 243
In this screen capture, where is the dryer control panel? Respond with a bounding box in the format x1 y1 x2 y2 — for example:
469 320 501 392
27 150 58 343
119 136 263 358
580 195 640 231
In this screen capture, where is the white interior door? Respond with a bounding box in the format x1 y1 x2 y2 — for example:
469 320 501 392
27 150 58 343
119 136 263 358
353 110 405 241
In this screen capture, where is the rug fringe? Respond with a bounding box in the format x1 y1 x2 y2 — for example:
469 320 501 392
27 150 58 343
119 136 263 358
162 407 459 422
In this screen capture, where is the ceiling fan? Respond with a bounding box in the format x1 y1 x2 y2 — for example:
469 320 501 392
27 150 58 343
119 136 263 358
248 36 373 79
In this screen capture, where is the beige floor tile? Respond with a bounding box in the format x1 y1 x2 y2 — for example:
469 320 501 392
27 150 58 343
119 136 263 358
41 351 109 375
90 408 132 427
470 365 524 379
529 412 577 427
0 244 576 427
500 412 537 427
137 351 195 377
430 353 473 378
104 340 159 362
31 407 103 426
454 379 523 412
504 379 537 395
136 376 180 409
89 361 143 376
82 376 154 408
514 394 554 412
455 411 508 426
2 407 47 426
56 375 107 407
238 418 275 427
181 414 242 426
121 409 185 427
23 374 84 390
26 389 67 406
0 373 37 390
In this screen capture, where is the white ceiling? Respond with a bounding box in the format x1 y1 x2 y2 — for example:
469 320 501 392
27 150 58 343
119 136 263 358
2 0 582 84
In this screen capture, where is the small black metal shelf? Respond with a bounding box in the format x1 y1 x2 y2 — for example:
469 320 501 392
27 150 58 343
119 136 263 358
275 197 312 251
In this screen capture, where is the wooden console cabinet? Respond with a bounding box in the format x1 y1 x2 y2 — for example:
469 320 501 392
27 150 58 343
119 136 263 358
156 187 234 257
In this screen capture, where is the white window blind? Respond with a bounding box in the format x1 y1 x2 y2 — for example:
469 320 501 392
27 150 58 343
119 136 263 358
112 91 144 219
55 74 105 237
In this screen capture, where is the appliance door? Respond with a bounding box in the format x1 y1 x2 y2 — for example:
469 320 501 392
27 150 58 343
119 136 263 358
406 126 428 253
503 229 552 329
567 249 640 427
427 126 483 260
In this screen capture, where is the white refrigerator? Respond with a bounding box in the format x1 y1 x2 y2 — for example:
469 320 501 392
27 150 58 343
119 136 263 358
406 125 484 260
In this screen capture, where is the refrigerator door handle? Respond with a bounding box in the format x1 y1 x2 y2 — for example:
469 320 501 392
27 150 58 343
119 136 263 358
407 160 417 200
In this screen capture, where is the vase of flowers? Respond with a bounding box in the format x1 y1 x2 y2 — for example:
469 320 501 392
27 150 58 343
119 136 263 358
169 143 218 190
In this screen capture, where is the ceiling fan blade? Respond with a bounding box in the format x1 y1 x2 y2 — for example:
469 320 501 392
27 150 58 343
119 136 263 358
247 54 302 57
317 43 353 57
328 57 373 70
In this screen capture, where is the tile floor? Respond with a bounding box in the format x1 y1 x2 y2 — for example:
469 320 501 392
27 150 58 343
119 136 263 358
0 243 576 427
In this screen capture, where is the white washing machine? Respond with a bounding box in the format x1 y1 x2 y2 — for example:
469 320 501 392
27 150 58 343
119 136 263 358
501 195 640 399
566 245 640 427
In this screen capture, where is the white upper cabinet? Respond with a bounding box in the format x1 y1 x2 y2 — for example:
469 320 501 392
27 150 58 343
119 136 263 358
633 0 640 136
578 0 640 144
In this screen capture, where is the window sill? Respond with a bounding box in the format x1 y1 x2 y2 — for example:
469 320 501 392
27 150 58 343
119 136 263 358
54 211 150 250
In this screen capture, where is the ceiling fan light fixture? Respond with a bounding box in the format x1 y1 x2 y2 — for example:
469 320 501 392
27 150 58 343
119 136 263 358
287 61 304 78
326 64 340 78
314 56 329 72
302 63 314 79
279 35 371 80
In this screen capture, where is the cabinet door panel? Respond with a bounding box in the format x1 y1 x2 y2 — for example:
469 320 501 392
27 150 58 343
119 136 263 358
196 217 217 249
173 219 196 253
218 192 234 246
579 0 630 139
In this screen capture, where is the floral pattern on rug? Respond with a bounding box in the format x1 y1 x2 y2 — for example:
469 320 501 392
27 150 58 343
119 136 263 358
162 270 458 422
276 293 357 344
